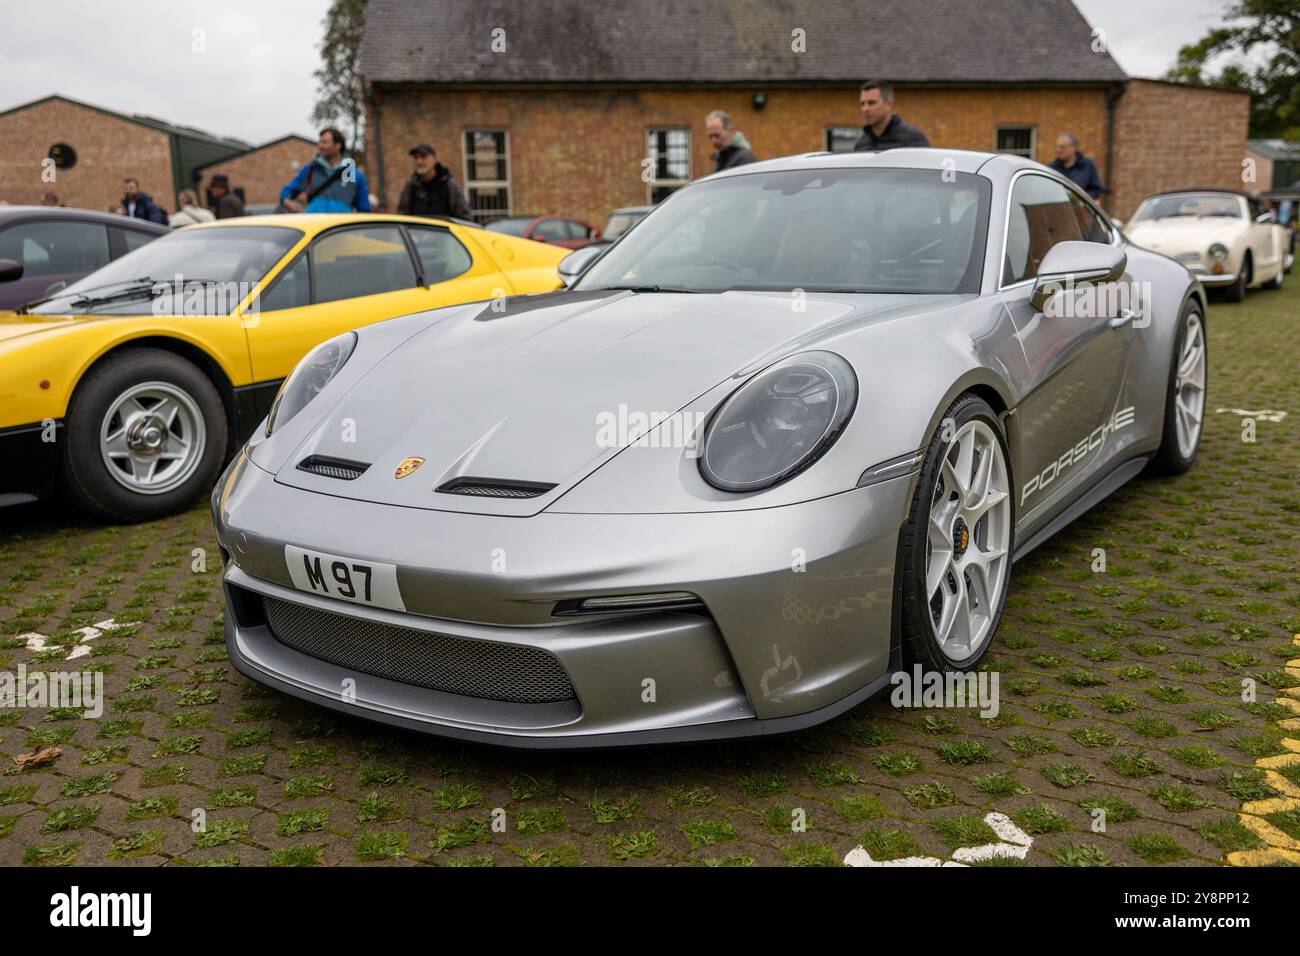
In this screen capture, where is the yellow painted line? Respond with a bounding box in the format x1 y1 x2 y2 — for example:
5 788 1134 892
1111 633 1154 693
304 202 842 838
1227 847 1300 866
1229 634 1300 868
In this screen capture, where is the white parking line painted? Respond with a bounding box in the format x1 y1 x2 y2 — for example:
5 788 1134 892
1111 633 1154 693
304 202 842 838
843 811 1035 867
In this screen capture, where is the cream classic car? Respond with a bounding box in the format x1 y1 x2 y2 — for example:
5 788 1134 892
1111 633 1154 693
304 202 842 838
1119 189 1290 301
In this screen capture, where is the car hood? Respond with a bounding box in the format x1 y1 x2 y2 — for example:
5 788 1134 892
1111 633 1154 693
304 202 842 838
272 288 945 515
0 311 85 346
1126 217 1244 254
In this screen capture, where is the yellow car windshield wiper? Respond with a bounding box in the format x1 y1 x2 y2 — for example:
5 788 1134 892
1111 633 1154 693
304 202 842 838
17 277 153 314
70 277 229 310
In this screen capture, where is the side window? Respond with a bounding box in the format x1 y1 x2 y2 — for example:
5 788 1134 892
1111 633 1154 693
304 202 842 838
1003 175 1084 285
407 227 473 284
118 228 156 255
0 220 110 278
258 251 310 312
567 220 592 241
1068 193 1111 244
533 219 569 242
310 226 417 304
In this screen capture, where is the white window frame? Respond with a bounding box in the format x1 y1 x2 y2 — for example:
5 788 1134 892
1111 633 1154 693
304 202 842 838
646 127 691 203
995 125 1037 159
462 128 512 221
824 126 860 153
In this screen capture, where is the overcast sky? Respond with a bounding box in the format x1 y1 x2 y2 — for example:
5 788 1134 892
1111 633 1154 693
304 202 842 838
0 0 1234 145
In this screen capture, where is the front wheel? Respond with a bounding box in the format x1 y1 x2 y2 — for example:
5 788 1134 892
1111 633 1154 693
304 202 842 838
61 349 228 522
1147 303 1207 476
899 395 1014 672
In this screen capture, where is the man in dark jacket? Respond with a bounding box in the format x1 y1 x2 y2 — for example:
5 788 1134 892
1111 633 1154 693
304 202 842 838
396 144 472 219
208 174 245 219
1049 133 1105 199
120 178 168 224
853 80 930 152
706 111 757 172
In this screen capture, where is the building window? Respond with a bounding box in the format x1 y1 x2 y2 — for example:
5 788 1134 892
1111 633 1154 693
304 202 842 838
824 127 860 153
996 126 1036 158
48 143 77 170
646 128 690 203
463 130 510 223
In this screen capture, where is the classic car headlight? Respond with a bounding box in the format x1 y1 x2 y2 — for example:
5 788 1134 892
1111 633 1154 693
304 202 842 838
1208 243 1229 261
265 331 357 435
700 351 857 493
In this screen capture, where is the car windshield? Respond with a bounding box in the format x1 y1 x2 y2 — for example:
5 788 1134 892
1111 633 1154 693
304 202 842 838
25 225 302 315
485 218 530 236
1133 194 1243 222
576 168 990 294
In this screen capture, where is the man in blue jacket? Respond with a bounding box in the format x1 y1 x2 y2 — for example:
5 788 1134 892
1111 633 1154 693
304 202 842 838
280 128 371 213
1049 133 1105 200
120 178 169 224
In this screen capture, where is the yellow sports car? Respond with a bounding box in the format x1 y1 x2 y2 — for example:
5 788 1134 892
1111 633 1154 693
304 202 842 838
0 213 566 521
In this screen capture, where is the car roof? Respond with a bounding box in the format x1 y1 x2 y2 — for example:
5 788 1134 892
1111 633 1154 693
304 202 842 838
1145 188 1250 200
705 147 1029 181
0 205 170 232
186 212 475 235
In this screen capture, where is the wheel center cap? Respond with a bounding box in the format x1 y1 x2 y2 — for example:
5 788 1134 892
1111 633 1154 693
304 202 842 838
952 517 970 559
127 415 167 454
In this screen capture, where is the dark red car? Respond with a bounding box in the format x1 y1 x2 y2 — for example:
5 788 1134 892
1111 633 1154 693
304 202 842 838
484 215 600 249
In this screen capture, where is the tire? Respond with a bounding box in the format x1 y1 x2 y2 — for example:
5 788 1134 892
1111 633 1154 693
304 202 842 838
1147 301 1207 476
899 394 1014 673
1222 256 1248 302
60 349 228 522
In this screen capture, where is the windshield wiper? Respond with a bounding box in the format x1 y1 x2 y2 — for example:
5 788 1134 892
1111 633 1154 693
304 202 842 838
593 284 703 294
70 277 230 310
17 277 154 314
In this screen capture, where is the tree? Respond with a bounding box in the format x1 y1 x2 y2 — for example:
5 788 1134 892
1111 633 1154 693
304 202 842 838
312 0 369 163
1165 0 1300 140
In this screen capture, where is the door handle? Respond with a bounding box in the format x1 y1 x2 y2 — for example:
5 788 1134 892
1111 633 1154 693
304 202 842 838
1109 309 1138 329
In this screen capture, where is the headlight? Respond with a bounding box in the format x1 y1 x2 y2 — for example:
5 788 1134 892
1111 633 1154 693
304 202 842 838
1208 243 1229 261
700 351 857 493
265 331 357 435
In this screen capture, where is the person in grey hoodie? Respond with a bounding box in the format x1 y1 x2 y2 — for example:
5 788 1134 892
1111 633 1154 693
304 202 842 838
706 110 758 172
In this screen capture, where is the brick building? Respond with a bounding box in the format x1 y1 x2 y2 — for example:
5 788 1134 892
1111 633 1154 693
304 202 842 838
195 135 316 208
360 0 1250 225
0 94 249 213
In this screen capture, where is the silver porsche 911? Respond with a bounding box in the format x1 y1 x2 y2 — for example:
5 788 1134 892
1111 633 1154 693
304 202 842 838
212 148 1208 748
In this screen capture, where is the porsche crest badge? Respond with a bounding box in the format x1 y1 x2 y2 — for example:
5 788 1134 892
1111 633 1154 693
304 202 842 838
393 456 425 479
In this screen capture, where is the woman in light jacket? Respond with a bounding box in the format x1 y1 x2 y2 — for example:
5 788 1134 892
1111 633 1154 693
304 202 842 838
169 190 215 228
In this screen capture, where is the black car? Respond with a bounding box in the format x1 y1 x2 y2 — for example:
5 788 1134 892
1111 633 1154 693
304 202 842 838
0 207 169 311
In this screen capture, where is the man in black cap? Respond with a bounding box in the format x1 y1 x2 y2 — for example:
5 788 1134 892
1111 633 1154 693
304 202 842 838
208 174 244 219
853 80 930 152
396 144 472 220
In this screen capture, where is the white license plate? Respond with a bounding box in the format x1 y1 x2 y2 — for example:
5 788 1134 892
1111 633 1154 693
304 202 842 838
285 546 405 611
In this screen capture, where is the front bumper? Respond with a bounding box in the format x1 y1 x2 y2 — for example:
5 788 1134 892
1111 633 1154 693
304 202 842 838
1183 264 1237 286
0 421 61 507
213 451 914 747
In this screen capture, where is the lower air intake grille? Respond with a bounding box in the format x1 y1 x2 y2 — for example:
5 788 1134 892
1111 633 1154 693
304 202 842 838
437 477 556 499
297 455 370 481
262 597 577 704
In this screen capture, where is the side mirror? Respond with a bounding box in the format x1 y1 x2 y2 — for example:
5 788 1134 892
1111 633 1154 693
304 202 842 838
0 258 22 282
1029 240 1127 313
557 245 605 286
1255 211 1275 224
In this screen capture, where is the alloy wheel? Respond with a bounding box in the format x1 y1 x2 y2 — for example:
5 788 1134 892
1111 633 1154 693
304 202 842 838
924 419 1012 663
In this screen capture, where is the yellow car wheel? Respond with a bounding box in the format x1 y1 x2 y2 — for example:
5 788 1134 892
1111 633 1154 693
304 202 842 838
60 349 228 523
